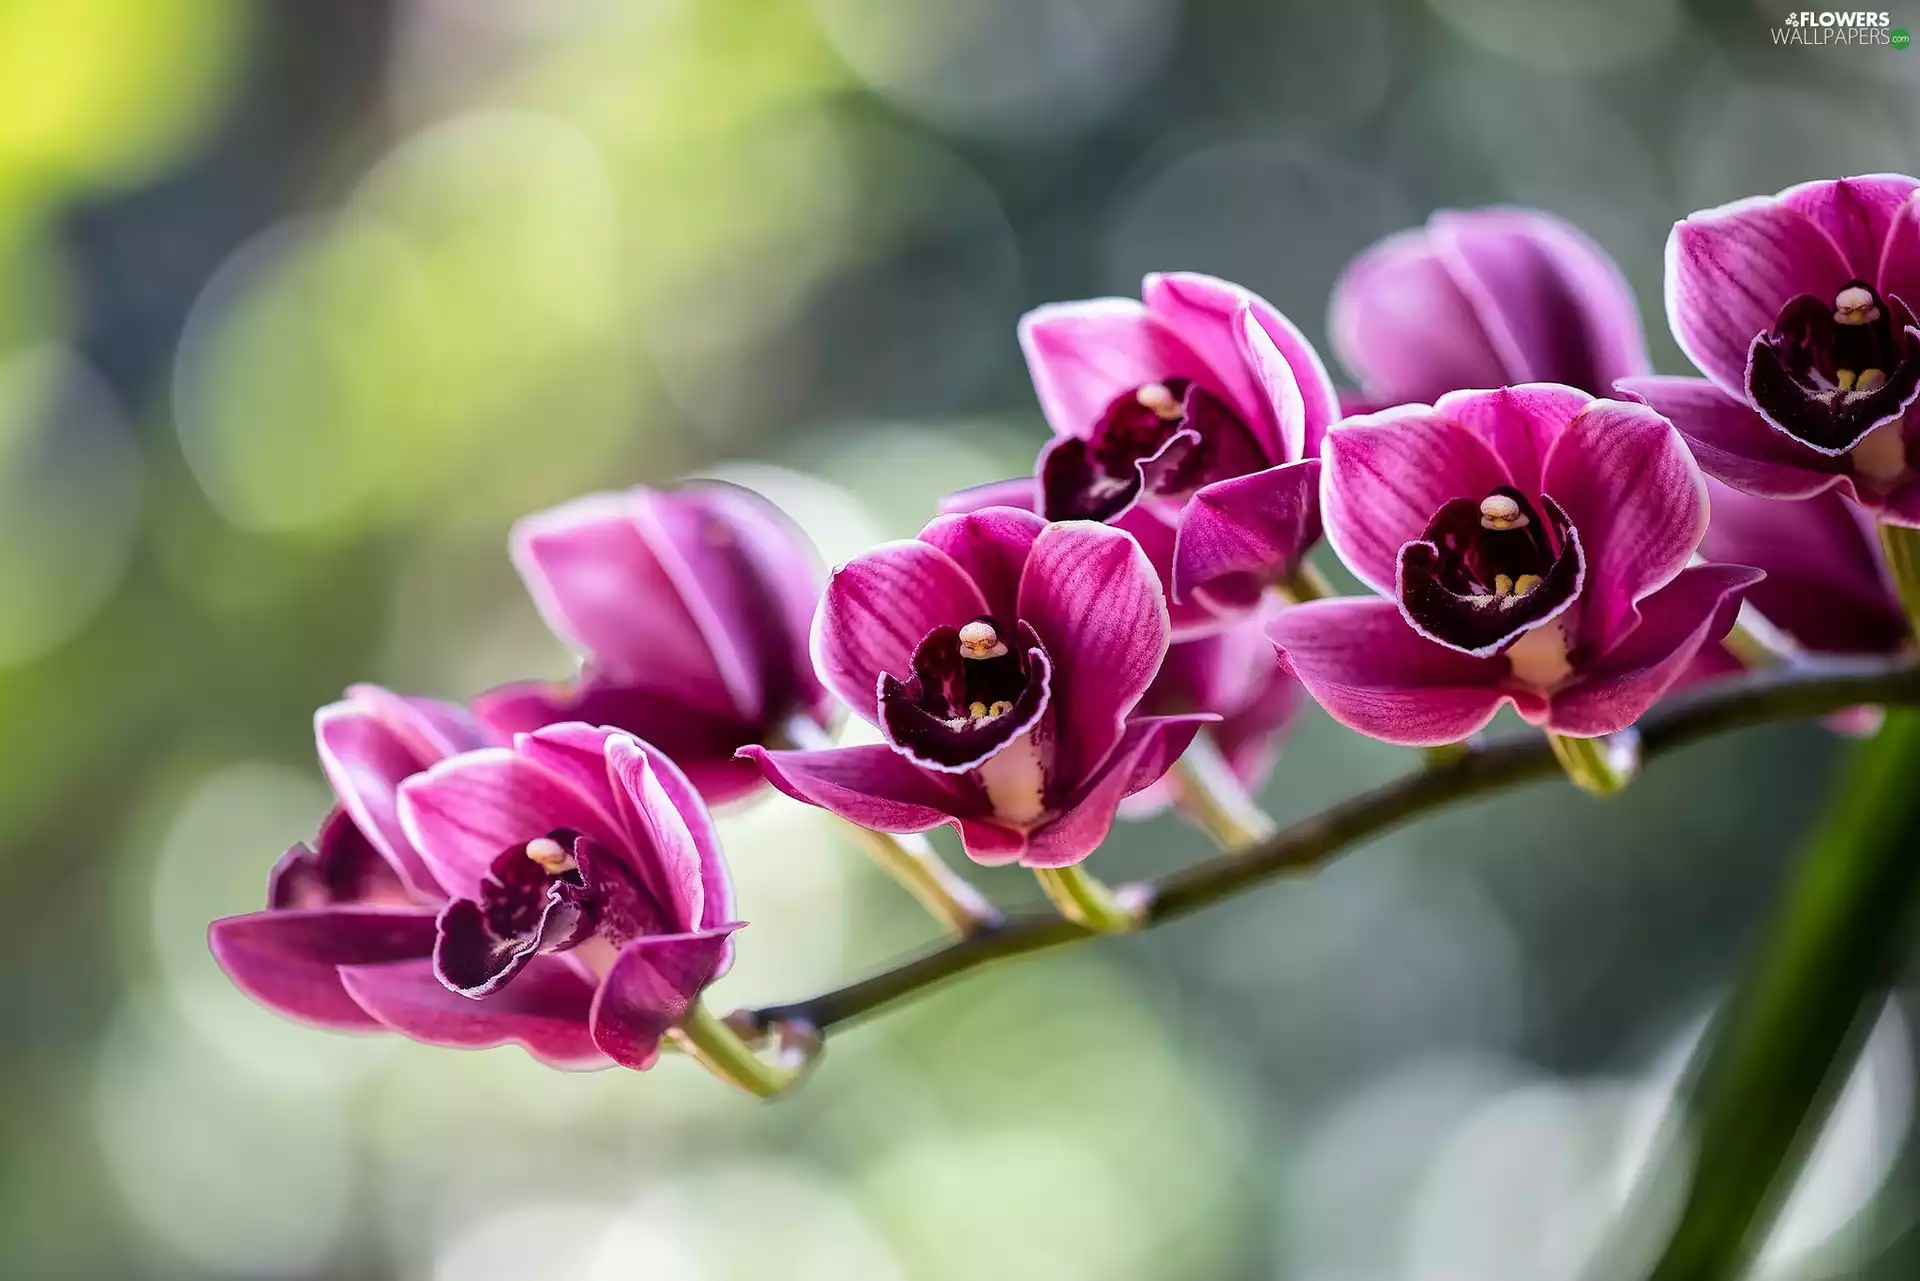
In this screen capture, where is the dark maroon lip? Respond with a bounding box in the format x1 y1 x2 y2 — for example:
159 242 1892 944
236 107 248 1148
1746 282 1920 457
1397 487 1585 658
1040 380 1267 524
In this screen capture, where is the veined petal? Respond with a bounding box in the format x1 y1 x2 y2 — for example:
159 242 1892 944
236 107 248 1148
1548 564 1765 736
1780 174 1920 282
1016 521 1170 788
1321 406 1512 595
1665 196 1851 394
1172 460 1322 603
918 506 1046 627
342 685 493 759
589 927 739 1071
1267 598 1509 746
268 810 415 910
1430 208 1650 396
1877 190 1920 318
739 743 984 832
1138 272 1277 446
605 735 710 936
1615 376 1850 500
315 700 443 897
338 956 605 1070
811 539 988 726
1018 298 1214 440
938 476 1040 517
209 907 438 1030
1540 397 1708 654
1331 226 1510 406
1023 714 1213 868
1435 383 1592 498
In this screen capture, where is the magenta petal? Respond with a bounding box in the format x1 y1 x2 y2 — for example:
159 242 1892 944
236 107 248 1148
1172 460 1322 602
1615 376 1848 500
1437 383 1592 497
1321 407 1512 595
1665 197 1851 394
1018 298 1213 440
605 735 709 936
1330 227 1510 406
1137 272 1277 446
1429 209 1650 396
739 743 982 832
813 540 988 726
940 477 1040 516
1267 598 1508 747
1780 175 1920 282
314 700 443 898
397 749 620 901
954 817 1029 866
1111 504 1228 640
1017 521 1170 787
1540 397 1708 654
589 927 738 1071
510 493 745 712
338 955 605 1069
918 506 1047 627
1548 564 1765 736
342 684 493 758
1023 714 1213 868
209 907 438 1030
1699 481 1907 655
268 810 414 910
1877 191 1920 316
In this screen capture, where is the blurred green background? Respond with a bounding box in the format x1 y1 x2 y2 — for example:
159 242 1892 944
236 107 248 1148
3 0 1918 1277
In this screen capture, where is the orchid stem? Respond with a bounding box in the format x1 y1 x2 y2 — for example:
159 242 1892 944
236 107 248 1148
1276 558 1335 605
1170 730 1276 850
1547 730 1637 795
1877 521 1920 632
673 1002 817 1099
1422 739 1472 769
1722 618 1786 669
782 716 1001 936
1033 865 1139 933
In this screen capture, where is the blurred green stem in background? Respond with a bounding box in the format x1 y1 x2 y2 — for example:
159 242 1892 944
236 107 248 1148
1169 730 1276 850
1548 730 1637 795
1033 864 1139 933
1630 710 1920 1281
1277 558 1334 605
783 715 1001 936
1878 522 1920 627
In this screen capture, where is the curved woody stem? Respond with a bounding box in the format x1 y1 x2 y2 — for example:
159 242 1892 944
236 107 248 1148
740 656 1920 1037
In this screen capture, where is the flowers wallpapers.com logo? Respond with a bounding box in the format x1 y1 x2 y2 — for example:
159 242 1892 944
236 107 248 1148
1773 9 1908 44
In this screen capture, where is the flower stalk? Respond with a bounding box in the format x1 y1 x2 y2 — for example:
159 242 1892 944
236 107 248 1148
1277 558 1335 605
1169 730 1277 849
673 1002 820 1099
1877 521 1920 631
1033 865 1139 933
1547 730 1637 795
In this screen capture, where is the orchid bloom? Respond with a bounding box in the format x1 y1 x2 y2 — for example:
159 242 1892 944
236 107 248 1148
1621 175 1920 523
1011 273 1340 634
1331 207 1650 411
742 507 1209 867
478 482 833 806
1268 385 1764 745
211 690 739 1070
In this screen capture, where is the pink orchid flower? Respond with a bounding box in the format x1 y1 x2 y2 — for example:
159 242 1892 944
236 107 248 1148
1269 385 1764 745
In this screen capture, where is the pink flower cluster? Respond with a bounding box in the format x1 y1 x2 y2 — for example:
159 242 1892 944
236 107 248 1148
215 178 1920 1071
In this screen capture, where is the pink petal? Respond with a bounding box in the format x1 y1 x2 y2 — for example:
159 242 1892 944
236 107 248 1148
1320 406 1512 595
1016 521 1170 788
510 493 748 716
1138 272 1279 447
1017 298 1214 440
1615 376 1850 500
1330 226 1510 406
1540 397 1709 654
338 956 606 1069
954 817 1030 866
1172 460 1322 604
1698 481 1906 655
812 539 988 726
739 743 983 832
1877 190 1920 315
1665 196 1851 395
1435 383 1593 497
1430 209 1650 397
1779 175 1920 282
938 477 1040 516
1023 714 1213 868
314 701 444 897
343 684 494 758
1233 302 1306 463
918 505 1047 627
589 927 739 1071
1114 504 1229 640
209 908 438 1030
605 735 711 936
1548 564 1765 736
1266 598 1509 747
397 748 620 902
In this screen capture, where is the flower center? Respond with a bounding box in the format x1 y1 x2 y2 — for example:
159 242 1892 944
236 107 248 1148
1398 486 1586 663
1747 281 1920 463
1039 378 1266 524
878 616 1053 774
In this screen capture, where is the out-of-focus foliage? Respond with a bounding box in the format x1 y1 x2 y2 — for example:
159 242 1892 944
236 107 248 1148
2 1 1919 1278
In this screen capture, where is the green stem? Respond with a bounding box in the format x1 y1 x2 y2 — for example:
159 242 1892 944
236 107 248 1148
1547 731 1636 795
1169 730 1276 849
1422 739 1473 769
1878 521 1920 632
1277 558 1335 605
672 1002 818 1099
1632 710 1920 1281
1033 864 1139 933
